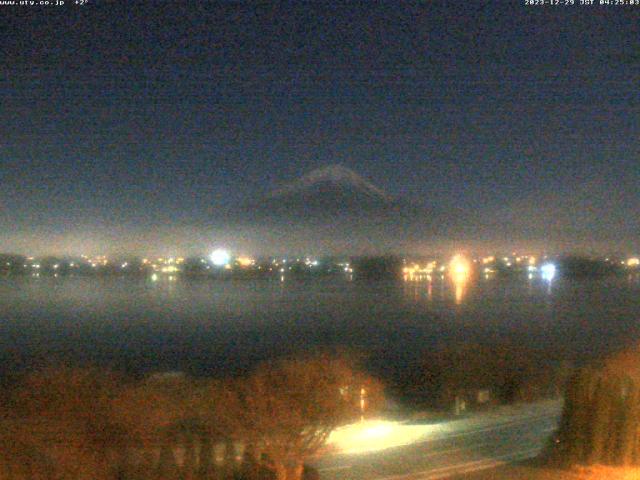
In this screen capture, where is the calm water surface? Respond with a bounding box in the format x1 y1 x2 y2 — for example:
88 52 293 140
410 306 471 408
1 274 639 378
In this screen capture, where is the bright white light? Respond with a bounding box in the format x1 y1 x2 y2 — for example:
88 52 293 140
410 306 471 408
541 263 556 281
210 249 231 266
151 273 158 282
327 420 441 455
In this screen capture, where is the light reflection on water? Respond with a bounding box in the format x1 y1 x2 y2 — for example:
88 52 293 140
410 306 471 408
0 274 639 376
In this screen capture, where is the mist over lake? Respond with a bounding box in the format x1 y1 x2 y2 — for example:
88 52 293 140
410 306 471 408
1 274 639 381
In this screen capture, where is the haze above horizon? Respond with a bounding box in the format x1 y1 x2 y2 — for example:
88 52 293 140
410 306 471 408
2 3 639 255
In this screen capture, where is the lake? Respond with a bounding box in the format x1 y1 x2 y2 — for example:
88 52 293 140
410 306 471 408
1 273 639 381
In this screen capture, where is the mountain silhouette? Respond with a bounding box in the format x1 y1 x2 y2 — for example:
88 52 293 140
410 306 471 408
239 164 413 223
207 165 468 254
269 164 391 202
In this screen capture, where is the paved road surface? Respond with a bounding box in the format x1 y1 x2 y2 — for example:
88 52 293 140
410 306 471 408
314 399 562 480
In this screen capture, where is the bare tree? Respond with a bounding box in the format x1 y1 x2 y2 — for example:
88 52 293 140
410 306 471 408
0 358 384 480
555 345 640 466
112 373 213 478
220 353 384 480
0 366 127 480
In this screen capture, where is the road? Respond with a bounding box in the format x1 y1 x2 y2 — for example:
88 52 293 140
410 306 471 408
314 399 563 480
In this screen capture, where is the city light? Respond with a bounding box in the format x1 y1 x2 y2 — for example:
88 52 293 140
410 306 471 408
541 263 556 281
627 258 640 267
403 261 436 281
236 256 255 267
449 255 470 282
449 255 471 304
210 249 231 266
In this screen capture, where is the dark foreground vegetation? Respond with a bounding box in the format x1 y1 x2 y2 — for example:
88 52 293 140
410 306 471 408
0 339 589 480
0 342 572 479
0 354 383 480
553 344 640 467
386 343 570 413
469 344 640 480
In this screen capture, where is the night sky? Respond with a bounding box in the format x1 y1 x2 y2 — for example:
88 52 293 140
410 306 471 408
2 1 639 255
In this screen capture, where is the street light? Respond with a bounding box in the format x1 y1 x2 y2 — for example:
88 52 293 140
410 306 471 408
210 249 231 266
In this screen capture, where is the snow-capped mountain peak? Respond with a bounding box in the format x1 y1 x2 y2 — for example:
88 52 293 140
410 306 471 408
269 164 391 201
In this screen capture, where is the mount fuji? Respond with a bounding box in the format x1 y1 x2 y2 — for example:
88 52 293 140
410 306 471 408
240 164 411 222
208 164 466 254
269 164 391 203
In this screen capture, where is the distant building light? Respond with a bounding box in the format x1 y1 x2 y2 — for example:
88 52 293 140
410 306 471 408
236 256 255 267
541 263 556 281
627 257 640 267
210 249 231 266
450 255 470 278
